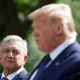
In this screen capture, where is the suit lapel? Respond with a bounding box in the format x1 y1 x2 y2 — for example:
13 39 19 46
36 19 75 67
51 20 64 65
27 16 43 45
12 69 29 80
29 55 47 79
42 41 80 79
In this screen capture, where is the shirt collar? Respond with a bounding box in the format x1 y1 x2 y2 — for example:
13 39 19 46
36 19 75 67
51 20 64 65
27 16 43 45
49 37 76 61
1 66 25 80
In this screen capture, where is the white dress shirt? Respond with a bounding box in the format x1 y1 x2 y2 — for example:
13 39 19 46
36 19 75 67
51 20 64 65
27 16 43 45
30 37 76 80
1 66 25 80
49 37 76 61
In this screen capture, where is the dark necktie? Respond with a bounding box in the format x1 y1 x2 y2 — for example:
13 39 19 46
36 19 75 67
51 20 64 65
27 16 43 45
33 55 51 80
2 77 8 80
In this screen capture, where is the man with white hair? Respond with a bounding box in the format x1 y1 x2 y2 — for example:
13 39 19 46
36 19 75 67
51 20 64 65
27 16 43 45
28 3 80 80
0 35 30 80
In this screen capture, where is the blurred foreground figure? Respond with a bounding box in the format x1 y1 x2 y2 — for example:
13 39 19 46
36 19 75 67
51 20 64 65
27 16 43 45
28 3 80 80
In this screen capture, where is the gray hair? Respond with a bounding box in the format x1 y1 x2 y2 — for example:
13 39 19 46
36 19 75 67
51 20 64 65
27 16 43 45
0 35 28 56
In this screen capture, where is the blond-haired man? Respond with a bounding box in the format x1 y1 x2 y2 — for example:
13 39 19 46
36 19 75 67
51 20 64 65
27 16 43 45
28 3 80 80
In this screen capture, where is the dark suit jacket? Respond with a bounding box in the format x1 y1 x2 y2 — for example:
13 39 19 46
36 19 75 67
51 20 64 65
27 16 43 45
29 41 80 80
0 69 30 80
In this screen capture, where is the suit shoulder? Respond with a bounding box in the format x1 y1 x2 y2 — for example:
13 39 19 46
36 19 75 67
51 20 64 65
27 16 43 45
13 69 30 80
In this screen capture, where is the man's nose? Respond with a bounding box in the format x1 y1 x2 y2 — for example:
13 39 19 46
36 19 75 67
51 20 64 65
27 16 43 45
32 30 39 37
8 52 13 58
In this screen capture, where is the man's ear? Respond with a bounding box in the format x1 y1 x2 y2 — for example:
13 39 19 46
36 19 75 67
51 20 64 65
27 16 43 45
23 55 28 65
56 23 64 36
24 55 28 63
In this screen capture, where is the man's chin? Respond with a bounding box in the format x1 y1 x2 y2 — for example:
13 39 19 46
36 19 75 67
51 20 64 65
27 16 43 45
3 65 14 69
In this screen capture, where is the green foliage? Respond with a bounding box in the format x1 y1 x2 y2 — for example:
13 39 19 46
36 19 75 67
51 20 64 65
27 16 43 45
25 34 45 72
70 1 80 43
0 65 3 73
57 0 72 3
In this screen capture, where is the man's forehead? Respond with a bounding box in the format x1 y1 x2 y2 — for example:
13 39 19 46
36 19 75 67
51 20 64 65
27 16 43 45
33 13 50 23
2 40 22 47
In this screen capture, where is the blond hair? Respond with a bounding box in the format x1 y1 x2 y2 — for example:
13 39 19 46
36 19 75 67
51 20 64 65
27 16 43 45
28 3 77 37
